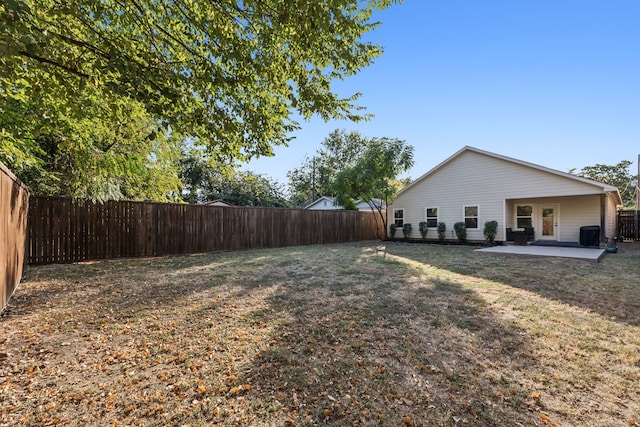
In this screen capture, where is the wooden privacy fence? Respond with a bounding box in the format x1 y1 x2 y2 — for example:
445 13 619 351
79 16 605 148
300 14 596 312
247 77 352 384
27 196 385 265
0 161 29 311
617 210 639 240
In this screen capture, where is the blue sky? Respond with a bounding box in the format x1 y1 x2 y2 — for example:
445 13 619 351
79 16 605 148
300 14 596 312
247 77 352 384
245 1 640 187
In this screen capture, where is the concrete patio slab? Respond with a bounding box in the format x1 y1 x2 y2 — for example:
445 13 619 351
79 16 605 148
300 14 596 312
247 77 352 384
475 244 606 261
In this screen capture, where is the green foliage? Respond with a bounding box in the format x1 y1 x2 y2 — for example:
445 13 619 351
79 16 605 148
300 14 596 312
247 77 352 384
453 222 467 242
418 221 428 240
402 223 412 239
332 137 414 236
389 223 397 238
483 220 498 244
570 161 636 207
437 222 446 242
180 151 289 207
287 129 370 206
1 0 400 174
0 89 182 202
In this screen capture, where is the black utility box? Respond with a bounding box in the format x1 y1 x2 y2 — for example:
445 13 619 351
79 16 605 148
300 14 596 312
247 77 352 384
579 226 600 247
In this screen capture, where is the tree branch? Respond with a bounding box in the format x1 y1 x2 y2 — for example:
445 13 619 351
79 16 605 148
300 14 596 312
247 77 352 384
21 12 111 60
18 51 90 79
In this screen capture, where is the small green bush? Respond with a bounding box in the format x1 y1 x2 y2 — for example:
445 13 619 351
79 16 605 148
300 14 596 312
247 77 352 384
453 222 467 242
418 221 428 240
402 223 412 239
437 222 446 242
483 220 498 244
389 223 397 238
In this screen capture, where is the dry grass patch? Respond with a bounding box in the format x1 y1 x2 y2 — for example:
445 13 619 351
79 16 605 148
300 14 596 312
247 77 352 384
1 242 639 426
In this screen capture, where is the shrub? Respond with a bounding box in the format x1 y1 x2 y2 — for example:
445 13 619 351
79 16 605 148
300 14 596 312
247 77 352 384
418 221 428 240
389 223 397 238
483 220 498 244
437 222 446 242
402 223 412 239
453 222 467 242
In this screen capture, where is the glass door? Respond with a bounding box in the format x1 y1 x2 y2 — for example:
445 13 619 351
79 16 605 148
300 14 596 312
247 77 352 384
538 205 558 240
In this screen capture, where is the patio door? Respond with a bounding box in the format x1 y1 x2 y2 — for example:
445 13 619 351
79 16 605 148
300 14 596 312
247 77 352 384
538 205 558 240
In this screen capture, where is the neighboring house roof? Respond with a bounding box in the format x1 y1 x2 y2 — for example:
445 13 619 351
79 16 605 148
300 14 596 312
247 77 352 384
397 146 623 205
355 198 386 211
201 199 235 207
305 196 340 210
305 196 386 211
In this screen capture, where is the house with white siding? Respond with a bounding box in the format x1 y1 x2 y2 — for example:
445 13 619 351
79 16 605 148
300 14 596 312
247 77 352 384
306 196 385 212
305 196 341 210
389 146 622 244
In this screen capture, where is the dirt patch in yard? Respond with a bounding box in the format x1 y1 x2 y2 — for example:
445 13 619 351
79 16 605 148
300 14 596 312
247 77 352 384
1 242 639 426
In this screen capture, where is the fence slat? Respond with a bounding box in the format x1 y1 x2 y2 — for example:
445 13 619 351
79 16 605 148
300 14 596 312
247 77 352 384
617 210 639 241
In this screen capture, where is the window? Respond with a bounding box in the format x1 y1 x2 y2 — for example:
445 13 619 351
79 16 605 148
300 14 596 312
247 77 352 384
464 206 478 229
393 209 404 227
425 207 438 228
516 205 533 228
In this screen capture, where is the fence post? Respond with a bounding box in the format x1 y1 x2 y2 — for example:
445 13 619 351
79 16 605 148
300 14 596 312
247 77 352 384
155 204 163 256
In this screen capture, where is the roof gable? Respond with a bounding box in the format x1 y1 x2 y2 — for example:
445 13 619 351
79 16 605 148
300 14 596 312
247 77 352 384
305 196 338 209
201 199 235 207
399 146 622 204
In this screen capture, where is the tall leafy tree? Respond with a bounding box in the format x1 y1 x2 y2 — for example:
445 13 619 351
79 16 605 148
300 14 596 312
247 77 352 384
287 129 370 206
570 161 636 207
180 152 289 207
1 0 400 180
332 138 414 237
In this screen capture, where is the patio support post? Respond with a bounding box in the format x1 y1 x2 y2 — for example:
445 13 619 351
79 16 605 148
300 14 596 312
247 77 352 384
600 194 606 244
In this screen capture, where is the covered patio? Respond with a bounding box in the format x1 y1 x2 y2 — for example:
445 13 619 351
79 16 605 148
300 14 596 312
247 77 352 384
503 194 616 245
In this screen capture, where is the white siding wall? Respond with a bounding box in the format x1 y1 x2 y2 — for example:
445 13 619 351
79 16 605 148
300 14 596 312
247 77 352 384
605 194 618 240
552 196 600 242
390 150 611 242
306 200 341 210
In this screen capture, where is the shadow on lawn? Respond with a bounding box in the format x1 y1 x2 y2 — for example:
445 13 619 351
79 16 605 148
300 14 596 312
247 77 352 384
384 242 640 327
7 244 542 426
232 250 540 426
13 252 250 318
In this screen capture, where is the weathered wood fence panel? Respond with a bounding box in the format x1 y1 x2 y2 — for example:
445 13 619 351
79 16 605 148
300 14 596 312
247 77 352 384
618 210 639 240
27 196 384 265
0 162 29 311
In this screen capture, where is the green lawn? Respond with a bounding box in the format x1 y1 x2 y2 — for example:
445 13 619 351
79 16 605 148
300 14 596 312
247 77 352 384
1 242 639 426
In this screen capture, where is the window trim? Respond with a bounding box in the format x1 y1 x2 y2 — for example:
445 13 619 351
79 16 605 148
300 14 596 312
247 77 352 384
515 204 533 229
393 208 404 228
463 205 479 229
424 206 439 228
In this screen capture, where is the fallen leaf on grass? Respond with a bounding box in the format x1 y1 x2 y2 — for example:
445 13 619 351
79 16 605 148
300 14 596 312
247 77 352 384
531 391 540 399
540 413 558 427
402 415 415 425
229 384 251 394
